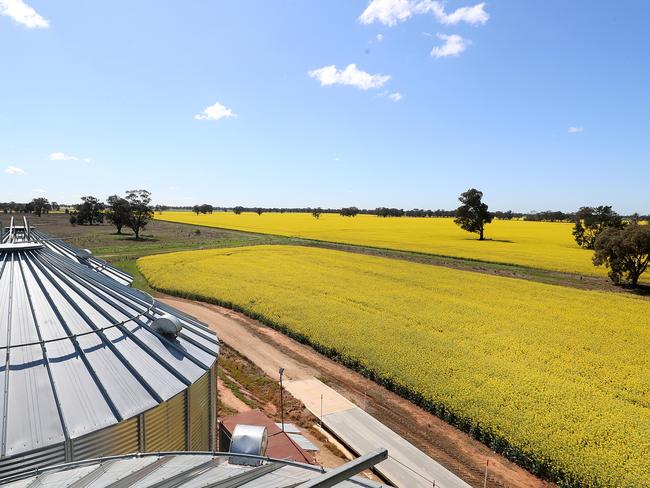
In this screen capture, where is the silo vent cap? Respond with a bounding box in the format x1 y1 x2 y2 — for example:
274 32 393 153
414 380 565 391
151 313 183 338
229 424 268 466
76 248 93 260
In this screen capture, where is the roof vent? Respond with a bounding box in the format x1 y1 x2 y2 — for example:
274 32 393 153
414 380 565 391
151 313 183 338
229 424 268 466
76 248 93 260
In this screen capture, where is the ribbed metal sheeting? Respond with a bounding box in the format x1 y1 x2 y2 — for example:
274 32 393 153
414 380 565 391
0 225 133 286
0 453 390 487
189 372 211 451
0 243 219 478
0 369 214 479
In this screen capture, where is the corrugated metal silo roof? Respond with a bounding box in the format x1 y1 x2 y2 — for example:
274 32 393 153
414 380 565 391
0 233 219 459
1 222 133 286
32 228 133 286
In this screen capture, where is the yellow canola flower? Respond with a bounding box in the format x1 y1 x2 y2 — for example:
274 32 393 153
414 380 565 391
139 245 650 488
156 212 603 276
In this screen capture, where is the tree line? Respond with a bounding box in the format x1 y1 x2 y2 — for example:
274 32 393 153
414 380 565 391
171 204 647 222
6 199 647 224
1 199 60 215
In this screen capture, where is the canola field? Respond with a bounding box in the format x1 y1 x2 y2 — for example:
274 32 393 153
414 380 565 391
156 211 602 276
139 245 650 488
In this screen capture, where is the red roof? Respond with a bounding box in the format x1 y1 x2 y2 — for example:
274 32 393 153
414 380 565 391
220 410 314 464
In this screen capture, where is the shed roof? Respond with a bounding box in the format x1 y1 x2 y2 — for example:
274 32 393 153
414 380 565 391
221 410 314 464
0 232 219 459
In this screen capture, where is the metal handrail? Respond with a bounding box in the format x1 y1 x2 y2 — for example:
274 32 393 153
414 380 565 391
0 450 335 484
0 288 157 351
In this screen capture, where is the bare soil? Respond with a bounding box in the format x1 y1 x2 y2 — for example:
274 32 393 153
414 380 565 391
214 344 365 473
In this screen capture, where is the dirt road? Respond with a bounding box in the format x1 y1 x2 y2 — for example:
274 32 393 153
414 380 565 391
162 295 554 488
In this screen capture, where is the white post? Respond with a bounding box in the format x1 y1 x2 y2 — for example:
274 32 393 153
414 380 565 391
483 459 489 488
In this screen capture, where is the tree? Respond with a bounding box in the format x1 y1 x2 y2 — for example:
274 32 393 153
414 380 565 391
593 224 650 286
233 206 244 215
30 197 50 217
106 195 131 234
340 206 359 217
454 188 493 240
255 208 263 216
76 196 104 225
573 206 625 249
192 205 200 215
375 207 404 217
312 207 323 220
125 189 153 240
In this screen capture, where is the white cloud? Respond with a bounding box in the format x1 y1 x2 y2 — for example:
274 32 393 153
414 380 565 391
49 151 91 162
194 102 236 121
0 0 49 28
376 33 384 42
568 126 584 133
388 92 403 101
308 64 390 90
4 166 25 175
359 0 488 27
359 0 413 26
32 188 46 193
333 157 343 162
426 1 489 25
431 33 470 57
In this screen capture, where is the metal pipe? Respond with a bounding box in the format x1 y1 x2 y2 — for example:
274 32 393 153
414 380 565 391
279 367 285 432
295 448 388 487
0 450 332 484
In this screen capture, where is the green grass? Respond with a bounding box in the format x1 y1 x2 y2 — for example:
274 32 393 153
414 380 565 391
112 258 154 293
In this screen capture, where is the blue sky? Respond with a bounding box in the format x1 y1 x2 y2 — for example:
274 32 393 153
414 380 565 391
1 1 648 213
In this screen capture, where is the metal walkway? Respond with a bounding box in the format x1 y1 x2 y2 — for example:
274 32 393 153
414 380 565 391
286 379 472 488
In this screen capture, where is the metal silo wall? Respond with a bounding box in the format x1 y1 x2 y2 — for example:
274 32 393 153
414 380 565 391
143 391 187 452
71 417 139 460
0 444 66 480
189 371 210 450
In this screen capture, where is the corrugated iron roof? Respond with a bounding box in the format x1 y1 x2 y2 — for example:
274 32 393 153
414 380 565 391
0 220 132 286
221 411 314 464
0 231 219 459
0 452 390 487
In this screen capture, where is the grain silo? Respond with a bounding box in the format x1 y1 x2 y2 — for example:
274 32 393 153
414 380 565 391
0 221 219 478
